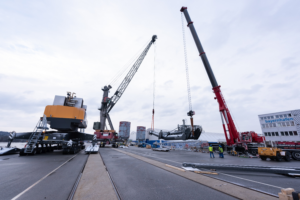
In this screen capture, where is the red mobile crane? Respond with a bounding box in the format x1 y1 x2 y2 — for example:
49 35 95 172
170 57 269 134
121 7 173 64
180 7 264 155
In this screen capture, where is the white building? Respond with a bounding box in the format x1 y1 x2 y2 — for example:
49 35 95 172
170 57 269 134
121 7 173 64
258 110 300 142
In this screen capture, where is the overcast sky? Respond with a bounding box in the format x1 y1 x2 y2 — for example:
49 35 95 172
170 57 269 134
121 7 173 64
1 1 299 139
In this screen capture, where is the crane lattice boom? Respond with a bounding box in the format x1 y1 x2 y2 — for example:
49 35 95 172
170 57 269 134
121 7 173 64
98 35 157 131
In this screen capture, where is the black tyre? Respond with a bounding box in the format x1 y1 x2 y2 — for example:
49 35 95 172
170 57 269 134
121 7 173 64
19 149 26 156
36 149 41 154
260 156 267 161
284 151 291 162
292 151 300 161
270 157 276 161
275 152 282 161
250 150 257 156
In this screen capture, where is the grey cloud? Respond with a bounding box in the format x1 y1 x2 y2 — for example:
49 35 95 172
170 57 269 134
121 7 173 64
268 82 291 89
0 92 51 113
281 57 299 69
1 0 300 135
229 84 263 96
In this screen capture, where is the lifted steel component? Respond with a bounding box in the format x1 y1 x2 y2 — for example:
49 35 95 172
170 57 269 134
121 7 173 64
149 119 202 140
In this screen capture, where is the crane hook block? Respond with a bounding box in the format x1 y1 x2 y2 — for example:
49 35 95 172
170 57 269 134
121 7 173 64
187 110 195 117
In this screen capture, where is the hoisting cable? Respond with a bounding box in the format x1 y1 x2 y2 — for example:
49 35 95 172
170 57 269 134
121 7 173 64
109 41 149 87
151 43 156 131
181 12 195 136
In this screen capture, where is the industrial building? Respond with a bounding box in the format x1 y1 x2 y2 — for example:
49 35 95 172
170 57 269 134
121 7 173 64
258 109 300 142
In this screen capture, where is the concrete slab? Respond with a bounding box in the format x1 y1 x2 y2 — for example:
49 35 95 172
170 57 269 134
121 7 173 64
0 150 85 200
123 147 299 196
115 148 278 200
100 148 237 200
73 153 118 200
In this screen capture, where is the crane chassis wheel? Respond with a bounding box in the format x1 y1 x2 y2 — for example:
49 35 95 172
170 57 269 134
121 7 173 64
275 152 282 162
292 151 300 161
283 151 291 162
260 156 267 161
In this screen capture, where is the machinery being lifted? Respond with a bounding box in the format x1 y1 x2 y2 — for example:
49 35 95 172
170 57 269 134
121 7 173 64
10 92 94 156
149 119 202 140
149 9 203 142
180 7 265 155
93 35 157 148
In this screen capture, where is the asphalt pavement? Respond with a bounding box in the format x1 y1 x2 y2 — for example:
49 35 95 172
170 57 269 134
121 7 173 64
100 148 237 200
119 147 300 196
0 150 87 200
1 146 299 200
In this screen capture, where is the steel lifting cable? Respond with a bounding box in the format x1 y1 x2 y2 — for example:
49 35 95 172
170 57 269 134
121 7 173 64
151 43 156 131
181 13 192 111
181 12 195 136
109 41 149 87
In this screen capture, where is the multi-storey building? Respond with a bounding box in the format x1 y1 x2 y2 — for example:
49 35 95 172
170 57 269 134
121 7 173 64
258 110 300 142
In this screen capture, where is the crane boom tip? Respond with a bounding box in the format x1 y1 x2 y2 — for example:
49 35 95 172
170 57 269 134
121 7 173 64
152 35 157 43
180 7 187 12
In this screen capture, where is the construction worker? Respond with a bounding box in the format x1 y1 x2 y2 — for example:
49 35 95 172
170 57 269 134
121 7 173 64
218 145 224 158
209 145 214 158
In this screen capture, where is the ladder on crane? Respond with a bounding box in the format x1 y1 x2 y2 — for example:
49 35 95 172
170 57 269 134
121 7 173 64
24 115 49 154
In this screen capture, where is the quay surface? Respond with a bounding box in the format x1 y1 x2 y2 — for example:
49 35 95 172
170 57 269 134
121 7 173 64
0 146 298 200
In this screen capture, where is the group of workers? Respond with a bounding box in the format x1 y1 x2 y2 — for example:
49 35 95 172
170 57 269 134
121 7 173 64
208 145 224 158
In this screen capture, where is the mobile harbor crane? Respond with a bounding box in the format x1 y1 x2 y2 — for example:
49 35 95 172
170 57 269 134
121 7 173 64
180 7 265 155
93 35 157 148
9 92 94 156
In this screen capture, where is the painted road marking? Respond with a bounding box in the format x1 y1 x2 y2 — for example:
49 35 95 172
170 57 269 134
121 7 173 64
0 163 25 165
219 173 282 189
11 154 79 200
123 149 283 189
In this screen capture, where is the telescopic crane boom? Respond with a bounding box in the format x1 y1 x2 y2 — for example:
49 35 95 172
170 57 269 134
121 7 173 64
180 7 240 146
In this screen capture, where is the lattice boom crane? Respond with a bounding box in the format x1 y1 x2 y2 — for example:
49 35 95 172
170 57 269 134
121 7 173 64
93 35 157 147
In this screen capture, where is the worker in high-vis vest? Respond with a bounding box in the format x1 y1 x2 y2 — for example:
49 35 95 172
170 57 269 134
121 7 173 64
209 145 215 158
218 145 224 158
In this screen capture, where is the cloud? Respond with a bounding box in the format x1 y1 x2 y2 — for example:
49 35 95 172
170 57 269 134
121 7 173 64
0 0 300 137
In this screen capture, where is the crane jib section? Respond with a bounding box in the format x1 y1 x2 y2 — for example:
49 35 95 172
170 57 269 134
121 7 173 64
107 35 157 113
